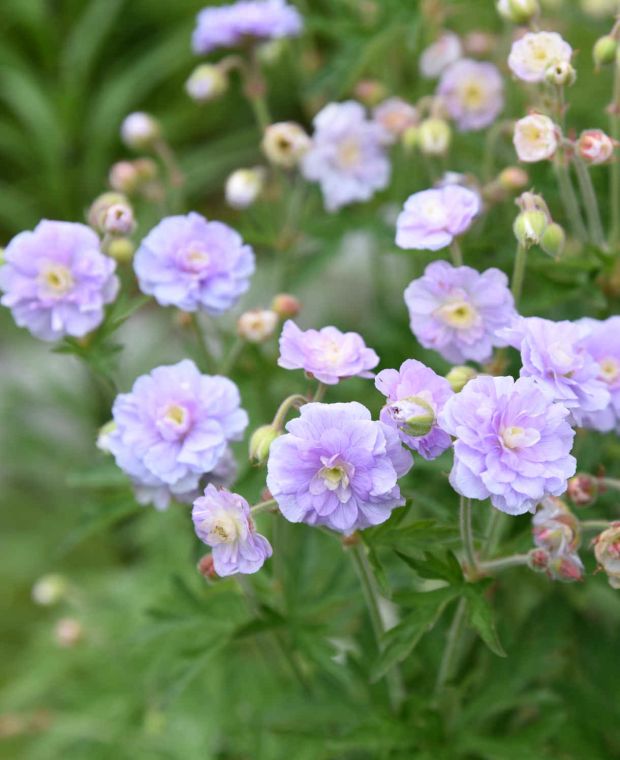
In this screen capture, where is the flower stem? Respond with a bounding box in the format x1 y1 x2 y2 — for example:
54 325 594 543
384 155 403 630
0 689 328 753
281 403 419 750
554 156 588 243
312 382 327 402
434 597 467 696
190 313 217 374
251 498 277 516
601 476 620 492
573 156 607 250
511 242 528 305
478 554 530 574
459 496 477 576
271 394 308 430
609 51 620 248
581 519 613 531
449 238 463 266
218 336 245 375
481 508 505 560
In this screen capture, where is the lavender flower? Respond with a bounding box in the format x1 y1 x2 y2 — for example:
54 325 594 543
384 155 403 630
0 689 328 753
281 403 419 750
278 320 379 385
192 485 272 576
375 359 454 460
301 101 391 212
501 317 610 426
134 212 254 314
266 402 412 533
108 360 248 510
0 220 118 341
419 32 463 79
192 0 302 55
578 317 620 432
372 97 418 142
438 375 576 515
404 261 516 364
437 59 504 131
395 185 480 251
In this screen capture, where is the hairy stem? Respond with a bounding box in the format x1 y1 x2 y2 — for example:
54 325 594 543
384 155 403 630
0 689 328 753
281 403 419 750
478 554 530 574
450 238 463 266
460 496 477 575
554 157 588 243
434 598 467 696
574 157 607 250
609 51 620 248
271 394 308 430
511 242 528 304
251 499 277 516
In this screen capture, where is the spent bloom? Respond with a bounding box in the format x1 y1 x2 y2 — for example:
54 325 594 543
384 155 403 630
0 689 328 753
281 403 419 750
395 185 480 251
404 261 516 364
439 375 576 515
301 101 390 212
437 59 504 131
372 97 418 142
134 212 254 314
375 359 454 460
262 122 311 168
501 317 610 426
108 360 248 510
592 523 620 589
508 32 572 84
278 320 379 384
578 317 620 432
192 485 272 576
513 113 559 162
577 129 615 165
192 0 302 55
532 497 581 556
237 308 278 342
419 32 463 79
0 220 118 342
267 402 412 533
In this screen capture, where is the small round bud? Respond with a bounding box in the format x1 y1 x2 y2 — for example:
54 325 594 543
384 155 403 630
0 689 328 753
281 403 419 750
463 31 496 57
249 425 281 464
567 473 598 507
417 118 451 156
577 129 615 165
547 554 584 583
185 64 228 103
387 396 435 438
96 420 117 453
513 210 548 246
540 222 566 258
496 0 539 23
592 522 620 589
32 574 68 606
108 161 140 194
271 293 301 318
401 125 418 152
237 309 278 343
544 61 576 87
225 167 266 209
197 554 218 580
87 193 134 235
133 158 159 182
262 122 311 169
593 35 618 68
498 166 529 192
445 365 477 392
528 548 550 572
120 112 161 151
373 98 418 140
54 618 83 648
353 79 388 107
106 238 135 263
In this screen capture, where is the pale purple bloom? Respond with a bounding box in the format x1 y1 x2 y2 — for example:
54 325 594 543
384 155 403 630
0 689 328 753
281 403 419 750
301 101 391 212
278 320 379 385
192 0 302 55
404 261 517 364
576 317 620 432
419 32 462 79
438 375 576 515
267 402 412 533
192 484 272 576
134 212 254 314
501 317 610 426
437 59 504 131
375 359 454 460
372 97 418 142
108 360 248 510
0 220 118 342
395 185 480 251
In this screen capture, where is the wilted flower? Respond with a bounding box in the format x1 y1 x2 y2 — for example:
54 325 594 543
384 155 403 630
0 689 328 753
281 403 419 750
395 185 480 251
577 129 615 165
592 523 620 589
437 59 504 131
267 402 412 533
262 122 311 168
225 167 266 209
134 212 254 314
508 32 572 84
375 359 454 460
546 553 585 582
278 320 379 384
419 32 463 79
108 360 248 510
532 497 581 555
301 101 390 211
567 473 599 507
0 220 118 341
513 113 559 162
192 0 302 55
372 97 418 141
237 308 278 342
120 112 160 150
438 375 576 515
579 317 620 431
186 64 228 102
404 261 516 364
192 485 272 576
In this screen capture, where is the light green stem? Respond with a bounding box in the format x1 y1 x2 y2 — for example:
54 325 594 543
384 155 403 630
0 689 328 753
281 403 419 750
609 52 620 248
190 314 217 374
511 243 528 304
601 476 620 492
450 238 463 266
434 597 467 696
482 509 505 560
581 520 613 531
271 394 308 430
554 158 588 242
312 382 327 402
478 554 530 574
459 496 477 575
251 498 277 516
574 157 607 250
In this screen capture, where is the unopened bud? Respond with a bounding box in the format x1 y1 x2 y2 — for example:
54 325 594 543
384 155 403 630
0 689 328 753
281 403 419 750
271 293 301 318
387 396 435 437
528 547 550 572
373 97 418 140
577 129 615 165
592 522 620 589
197 554 218 580
544 61 576 87
498 166 529 192
256 39 288 64
496 0 539 23
540 222 566 258
262 122 311 169
96 420 117 453
54 618 83 648
133 158 159 182
513 210 547 246
185 64 228 103
88 193 134 235
417 118 451 156
237 309 278 343
445 365 477 392
225 167 266 209
249 425 281 464
547 553 584 582
109 161 140 194
401 125 418 152
353 79 388 107
567 473 599 507
32 574 68 606
120 112 161 151
593 35 618 68
106 238 135 263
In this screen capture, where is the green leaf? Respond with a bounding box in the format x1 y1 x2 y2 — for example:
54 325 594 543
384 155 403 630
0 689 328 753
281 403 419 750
395 550 464 585
464 586 507 658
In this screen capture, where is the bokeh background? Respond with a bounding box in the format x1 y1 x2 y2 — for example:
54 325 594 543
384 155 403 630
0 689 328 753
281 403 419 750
2 1 620 758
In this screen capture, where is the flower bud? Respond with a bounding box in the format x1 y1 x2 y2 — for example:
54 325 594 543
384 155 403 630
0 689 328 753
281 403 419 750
592 522 620 589
109 161 140 194
498 166 529 192
496 0 539 23
262 122 311 169
197 553 218 580
540 222 566 258
547 553 584 582
88 193 135 235
249 424 281 464
133 158 159 182
32 574 68 606
528 547 550 572
373 98 418 140
577 129 615 165
237 309 278 343
544 61 576 87
401 125 418 152
445 365 477 392
387 396 435 437
567 473 599 507
353 79 388 107
533 497 581 555
593 35 618 68
120 112 161 151
225 167 266 209
106 238 135 263
513 210 548 246
54 618 83 648
417 118 451 156
185 64 228 103
271 293 301 318
256 39 288 64
96 420 117 453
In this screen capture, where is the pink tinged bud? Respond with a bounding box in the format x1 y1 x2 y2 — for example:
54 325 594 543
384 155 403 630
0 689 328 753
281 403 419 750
528 548 550 571
498 166 529 192
593 523 620 589
567 473 598 507
271 293 301 318
54 618 83 648
578 130 615 165
353 79 388 107
102 204 136 236
197 553 218 580
549 554 584 582
109 161 140 194
120 112 161 151
237 309 278 343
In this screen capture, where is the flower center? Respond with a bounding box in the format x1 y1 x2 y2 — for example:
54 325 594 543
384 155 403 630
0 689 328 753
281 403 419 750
203 510 241 545
421 198 448 226
435 299 478 329
461 82 484 108
180 242 211 274
547 342 575 374
337 138 362 169
157 402 192 439
38 263 74 297
501 425 541 450
321 338 343 365
600 357 620 384
320 463 350 491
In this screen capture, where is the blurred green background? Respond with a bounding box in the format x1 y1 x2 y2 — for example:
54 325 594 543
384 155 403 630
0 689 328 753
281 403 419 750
2 1 620 758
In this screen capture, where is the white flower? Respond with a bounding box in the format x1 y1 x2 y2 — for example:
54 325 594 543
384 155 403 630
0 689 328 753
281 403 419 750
237 309 279 342
508 32 572 84
225 168 266 209
419 32 462 79
514 114 559 162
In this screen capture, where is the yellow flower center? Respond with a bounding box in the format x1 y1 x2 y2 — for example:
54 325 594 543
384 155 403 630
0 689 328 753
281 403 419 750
39 263 74 297
320 464 349 490
337 138 362 169
164 403 188 427
600 357 620 384
435 300 478 329
461 82 484 108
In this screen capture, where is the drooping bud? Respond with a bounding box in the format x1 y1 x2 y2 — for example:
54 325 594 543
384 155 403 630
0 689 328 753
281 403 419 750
225 167 266 209
197 553 218 580
445 365 477 392
262 122 311 168
498 166 529 192
32 574 68 606
249 425 281 464
271 293 301 318
547 553 585 582
532 497 581 556
544 61 576 88
87 193 135 236
417 118 451 156
106 238 135 263
387 395 435 437
237 309 279 343
593 35 618 68
577 129 615 165
567 473 599 507
496 0 539 24
513 210 547 246
185 64 228 103
120 112 161 151
592 522 620 589
54 618 83 648
540 222 566 259
96 420 117 453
